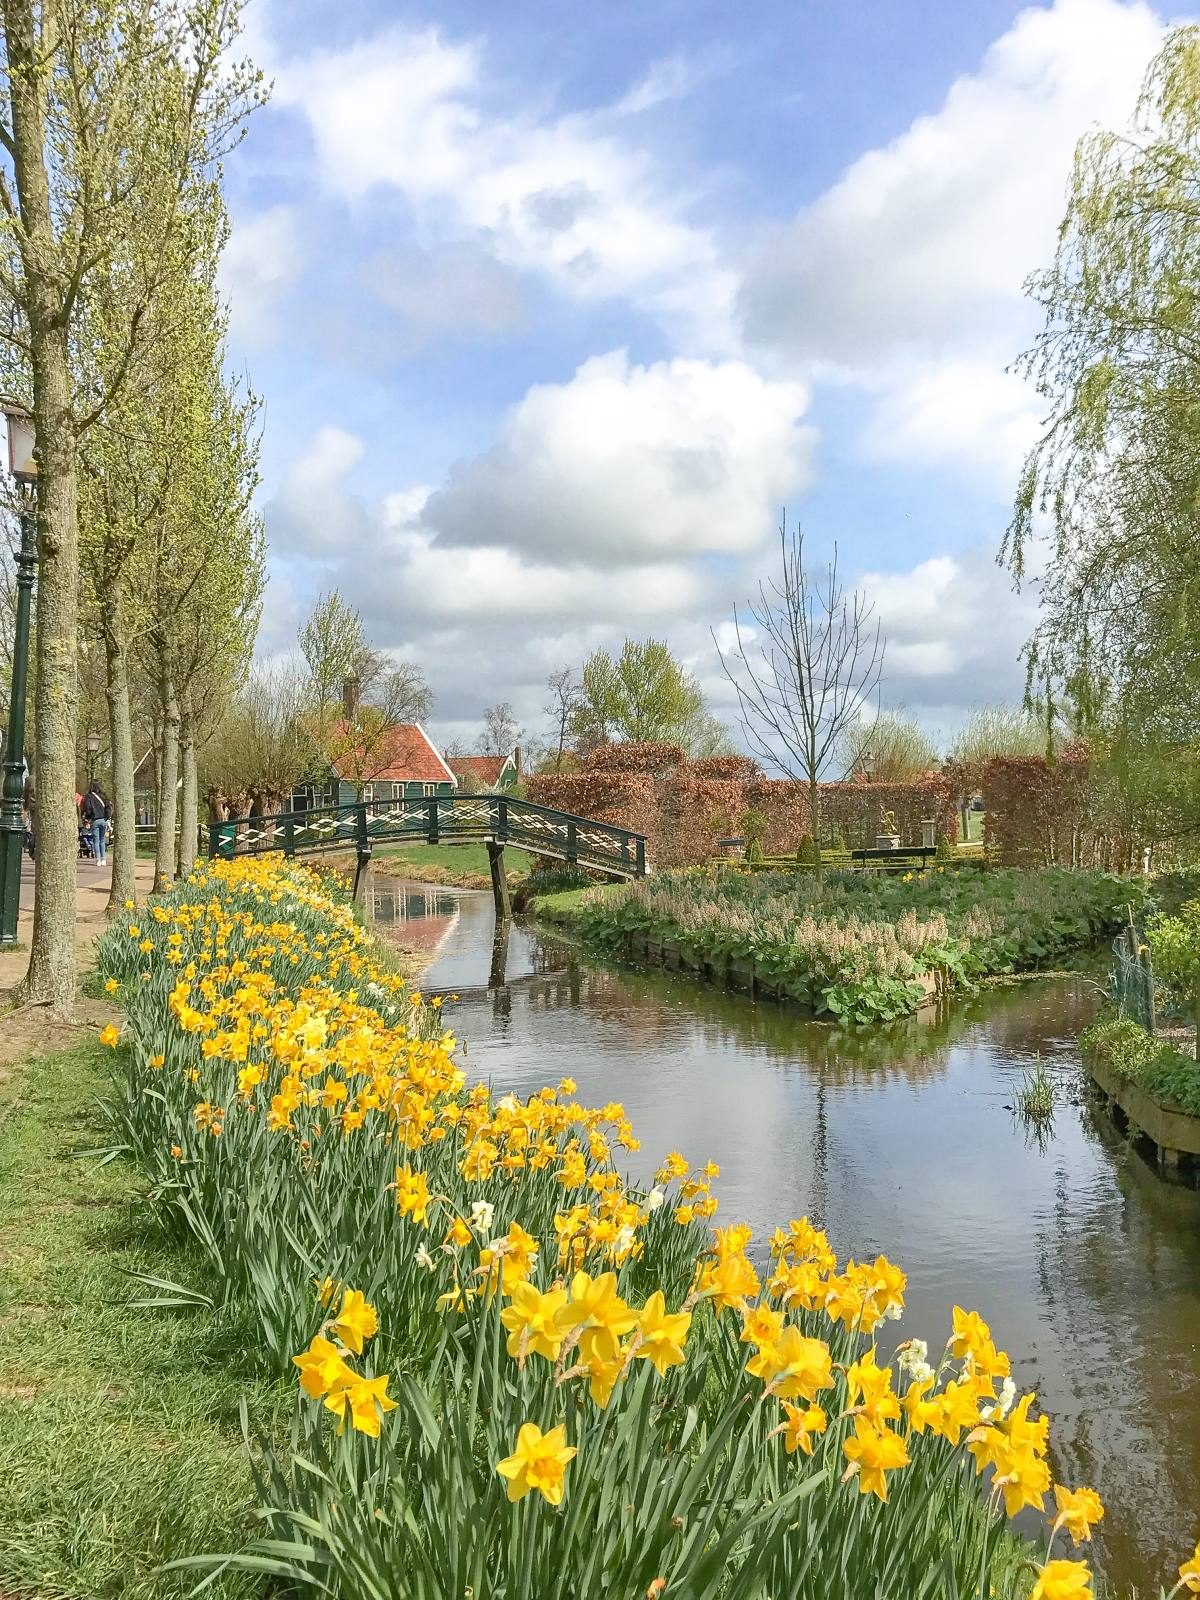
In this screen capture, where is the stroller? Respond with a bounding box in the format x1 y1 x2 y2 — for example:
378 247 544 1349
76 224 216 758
78 821 96 860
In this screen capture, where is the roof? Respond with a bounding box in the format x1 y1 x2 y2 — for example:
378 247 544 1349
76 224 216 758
450 753 513 785
328 722 457 786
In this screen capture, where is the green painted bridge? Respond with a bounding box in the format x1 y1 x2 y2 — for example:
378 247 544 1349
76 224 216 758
208 792 647 912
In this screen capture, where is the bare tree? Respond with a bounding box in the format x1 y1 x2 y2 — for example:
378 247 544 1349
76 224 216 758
544 667 580 770
478 701 522 757
716 521 885 881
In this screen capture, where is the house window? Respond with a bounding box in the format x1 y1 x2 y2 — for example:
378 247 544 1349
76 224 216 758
423 783 438 797
392 783 403 800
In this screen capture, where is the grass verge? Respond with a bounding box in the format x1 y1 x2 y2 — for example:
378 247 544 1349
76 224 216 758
370 841 536 889
0 1037 277 1599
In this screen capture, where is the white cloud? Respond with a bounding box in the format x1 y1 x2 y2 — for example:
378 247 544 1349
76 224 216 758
271 26 737 349
740 0 1163 366
424 350 813 565
220 204 303 347
266 425 373 557
860 360 1043 495
859 551 1037 708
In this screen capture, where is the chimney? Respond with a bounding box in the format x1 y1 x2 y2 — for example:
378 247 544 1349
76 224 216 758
342 676 360 721
514 744 523 780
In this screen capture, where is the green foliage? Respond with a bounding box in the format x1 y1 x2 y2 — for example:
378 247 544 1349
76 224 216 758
1015 1060 1055 1123
569 867 1139 1025
1081 1016 1200 1116
1150 866 1200 917
1005 27 1200 832
796 833 818 864
571 638 728 756
839 713 940 781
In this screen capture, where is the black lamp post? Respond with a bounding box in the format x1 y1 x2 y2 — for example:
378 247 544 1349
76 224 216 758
86 728 100 788
0 401 37 947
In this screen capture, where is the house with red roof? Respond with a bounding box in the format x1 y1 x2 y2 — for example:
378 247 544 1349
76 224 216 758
293 722 457 810
449 752 518 791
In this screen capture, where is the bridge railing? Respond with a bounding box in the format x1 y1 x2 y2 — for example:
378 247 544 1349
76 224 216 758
207 792 647 877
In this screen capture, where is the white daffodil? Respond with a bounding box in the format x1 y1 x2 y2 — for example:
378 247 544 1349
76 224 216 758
645 1186 665 1213
415 1243 435 1272
470 1199 495 1235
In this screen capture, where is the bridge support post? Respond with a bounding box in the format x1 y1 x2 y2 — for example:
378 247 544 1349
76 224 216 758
352 850 372 906
487 840 511 920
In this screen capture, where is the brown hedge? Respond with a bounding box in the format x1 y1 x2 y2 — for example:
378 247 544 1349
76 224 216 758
530 745 959 867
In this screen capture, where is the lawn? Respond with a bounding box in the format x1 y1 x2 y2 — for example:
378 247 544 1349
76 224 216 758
0 1038 277 1599
373 840 537 885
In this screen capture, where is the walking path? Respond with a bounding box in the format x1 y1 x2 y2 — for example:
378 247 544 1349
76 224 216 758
0 854 158 1073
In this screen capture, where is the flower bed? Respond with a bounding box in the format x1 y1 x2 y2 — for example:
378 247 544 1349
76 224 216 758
93 857 1194 1599
542 867 1141 1024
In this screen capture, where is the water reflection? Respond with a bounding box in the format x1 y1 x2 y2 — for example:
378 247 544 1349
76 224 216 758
375 885 1200 1591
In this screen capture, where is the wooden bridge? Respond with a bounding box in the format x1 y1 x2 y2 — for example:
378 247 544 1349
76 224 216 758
208 792 647 916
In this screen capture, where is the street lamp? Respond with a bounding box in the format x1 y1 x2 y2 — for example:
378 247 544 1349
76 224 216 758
0 400 37 946
860 747 876 781
86 729 101 788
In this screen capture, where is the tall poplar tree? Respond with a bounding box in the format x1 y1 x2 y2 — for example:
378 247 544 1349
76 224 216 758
0 0 264 1013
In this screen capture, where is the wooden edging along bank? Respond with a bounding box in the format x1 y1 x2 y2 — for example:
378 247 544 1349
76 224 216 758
536 911 940 1017
1087 1056 1200 1174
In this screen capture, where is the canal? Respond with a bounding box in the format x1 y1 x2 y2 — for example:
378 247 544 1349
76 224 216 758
372 878 1200 1593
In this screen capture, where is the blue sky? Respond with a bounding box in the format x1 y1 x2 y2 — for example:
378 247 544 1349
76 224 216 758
221 0 1180 754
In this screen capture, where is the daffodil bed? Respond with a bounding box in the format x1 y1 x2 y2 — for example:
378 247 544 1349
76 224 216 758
94 856 1198 1600
544 866 1141 1023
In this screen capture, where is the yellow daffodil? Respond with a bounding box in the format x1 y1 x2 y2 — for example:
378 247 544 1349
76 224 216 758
780 1400 827 1457
558 1270 637 1342
1052 1485 1105 1544
633 1290 691 1376
496 1422 577 1505
747 1325 833 1401
330 1289 378 1355
1178 1542 1200 1593
845 1349 901 1426
842 1416 909 1501
98 1023 120 1049
292 1333 355 1400
323 1372 397 1438
499 1281 569 1363
1029 1559 1093 1600
394 1166 431 1226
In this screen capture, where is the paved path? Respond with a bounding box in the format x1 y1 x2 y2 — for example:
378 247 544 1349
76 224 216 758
0 854 158 1070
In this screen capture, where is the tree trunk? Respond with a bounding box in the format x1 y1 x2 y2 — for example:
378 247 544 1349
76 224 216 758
104 612 137 913
809 773 823 886
8 0 81 1017
177 688 197 876
154 662 180 892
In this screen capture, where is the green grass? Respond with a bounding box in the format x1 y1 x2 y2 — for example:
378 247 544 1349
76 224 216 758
0 1039 279 1599
373 841 537 879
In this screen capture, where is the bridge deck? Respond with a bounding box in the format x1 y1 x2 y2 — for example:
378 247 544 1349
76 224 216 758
208 792 648 879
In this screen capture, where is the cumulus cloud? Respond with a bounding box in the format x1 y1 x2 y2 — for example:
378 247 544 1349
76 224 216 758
859 360 1043 496
264 426 374 558
424 350 813 565
740 0 1161 366
270 26 737 349
859 550 1038 715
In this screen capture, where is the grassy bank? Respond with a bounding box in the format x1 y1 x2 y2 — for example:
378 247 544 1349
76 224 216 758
0 1038 276 1599
534 867 1140 1024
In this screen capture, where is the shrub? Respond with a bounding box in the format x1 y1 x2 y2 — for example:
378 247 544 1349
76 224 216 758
567 867 1140 1024
1145 901 1200 1058
1081 1015 1200 1116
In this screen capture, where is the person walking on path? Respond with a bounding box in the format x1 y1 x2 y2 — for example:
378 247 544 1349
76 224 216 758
81 783 111 866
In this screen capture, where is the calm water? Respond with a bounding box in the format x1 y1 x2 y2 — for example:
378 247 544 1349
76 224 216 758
372 879 1200 1592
